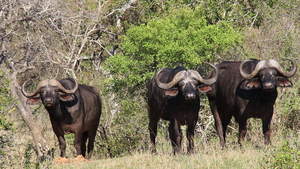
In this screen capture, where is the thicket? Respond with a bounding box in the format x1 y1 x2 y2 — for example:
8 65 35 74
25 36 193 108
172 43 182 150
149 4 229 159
0 73 15 167
0 0 299 168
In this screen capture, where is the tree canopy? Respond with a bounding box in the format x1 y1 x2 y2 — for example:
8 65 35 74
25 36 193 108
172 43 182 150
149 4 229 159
105 7 243 93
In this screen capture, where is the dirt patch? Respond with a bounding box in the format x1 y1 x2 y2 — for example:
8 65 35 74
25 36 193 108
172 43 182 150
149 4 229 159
53 155 89 164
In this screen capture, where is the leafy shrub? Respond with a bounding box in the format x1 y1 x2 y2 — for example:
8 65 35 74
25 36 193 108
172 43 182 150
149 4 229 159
104 6 242 93
0 73 16 168
267 141 300 168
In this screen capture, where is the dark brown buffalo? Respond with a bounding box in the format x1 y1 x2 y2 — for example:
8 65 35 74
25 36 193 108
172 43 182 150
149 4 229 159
148 65 218 154
206 58 297 147
21 78 101 159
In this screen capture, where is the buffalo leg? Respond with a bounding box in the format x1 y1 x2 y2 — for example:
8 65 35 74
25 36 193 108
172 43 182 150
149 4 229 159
149 117 159 154
57 135 67 157
51 120 67 157
238 114 248 146
221 117 231 147
210 100 227 148
262 115 273 145
187 120 197 154
87 127 98 159
81 132 88 158
74 129 84 156
169 120 182 155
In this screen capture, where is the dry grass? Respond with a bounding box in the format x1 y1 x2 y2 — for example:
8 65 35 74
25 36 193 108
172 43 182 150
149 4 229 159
51 138 281 169
50 107 299 169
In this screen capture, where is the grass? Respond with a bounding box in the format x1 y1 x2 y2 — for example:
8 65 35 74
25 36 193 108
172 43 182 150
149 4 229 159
50 117 300 169
51 138 277 169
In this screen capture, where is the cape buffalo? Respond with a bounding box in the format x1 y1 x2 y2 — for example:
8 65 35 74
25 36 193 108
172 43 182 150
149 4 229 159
21 78 101 159
206 58 297 147
148 64 218 154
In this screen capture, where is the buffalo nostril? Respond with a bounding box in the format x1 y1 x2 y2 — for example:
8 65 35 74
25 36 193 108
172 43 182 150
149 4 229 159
185 93 196 100
44 98 53 103
263 83 273 89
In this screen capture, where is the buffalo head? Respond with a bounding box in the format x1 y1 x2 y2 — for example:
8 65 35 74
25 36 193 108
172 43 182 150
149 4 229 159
155 63 218 101
21 78 79 107
239 58 297 91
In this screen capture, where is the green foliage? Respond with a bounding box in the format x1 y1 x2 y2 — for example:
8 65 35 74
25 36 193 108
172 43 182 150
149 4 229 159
198 0 275 28
0 118 13 131
0 75 11 112
24 143 34 169
0 73 16 167
274 79 300 134
65 134 75 146
105 6 242 93
267 142 300 168
0 73 14 131
103 98 148 157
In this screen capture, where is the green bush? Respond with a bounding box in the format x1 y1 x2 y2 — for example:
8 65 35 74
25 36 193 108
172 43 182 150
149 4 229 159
267 141 300 168
104 6 243 95
0 73 15 167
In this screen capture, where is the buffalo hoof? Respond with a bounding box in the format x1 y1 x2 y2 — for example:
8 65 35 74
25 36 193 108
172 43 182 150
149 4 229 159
150 148 158 155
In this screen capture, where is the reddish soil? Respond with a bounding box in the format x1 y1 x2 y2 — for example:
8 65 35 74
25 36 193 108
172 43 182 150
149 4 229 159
53 155 89 164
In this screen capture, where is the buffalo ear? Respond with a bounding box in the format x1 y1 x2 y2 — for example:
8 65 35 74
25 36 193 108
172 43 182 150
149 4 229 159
240 79 261 90
165 88 178 96
59 93 75 101
198 85 212 93
26 97 41 105
277 77 293 87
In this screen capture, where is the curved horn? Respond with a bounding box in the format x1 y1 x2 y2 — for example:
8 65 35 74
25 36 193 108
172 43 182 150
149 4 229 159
52 77 79 94
21 78 79 98
239 60 268 79
155 69 186 89
21 80 47 98
189 63 218 85
271 58 297 78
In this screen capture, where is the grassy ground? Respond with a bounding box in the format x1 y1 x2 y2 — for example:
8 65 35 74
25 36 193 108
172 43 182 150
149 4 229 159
51 138 278 169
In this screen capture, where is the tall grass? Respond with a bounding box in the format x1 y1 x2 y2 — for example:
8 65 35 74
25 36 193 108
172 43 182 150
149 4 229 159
50 132 297 169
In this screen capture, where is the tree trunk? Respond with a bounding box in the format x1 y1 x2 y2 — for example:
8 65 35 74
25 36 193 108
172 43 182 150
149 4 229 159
8 71 52 161
1 10 51 161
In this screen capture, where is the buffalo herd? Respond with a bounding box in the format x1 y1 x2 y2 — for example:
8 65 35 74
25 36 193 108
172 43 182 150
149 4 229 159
21 58 297 158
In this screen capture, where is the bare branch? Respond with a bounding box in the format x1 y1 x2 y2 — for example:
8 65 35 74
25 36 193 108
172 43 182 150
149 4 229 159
104 0 137 28
91 39 114 57
250 11 259 29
